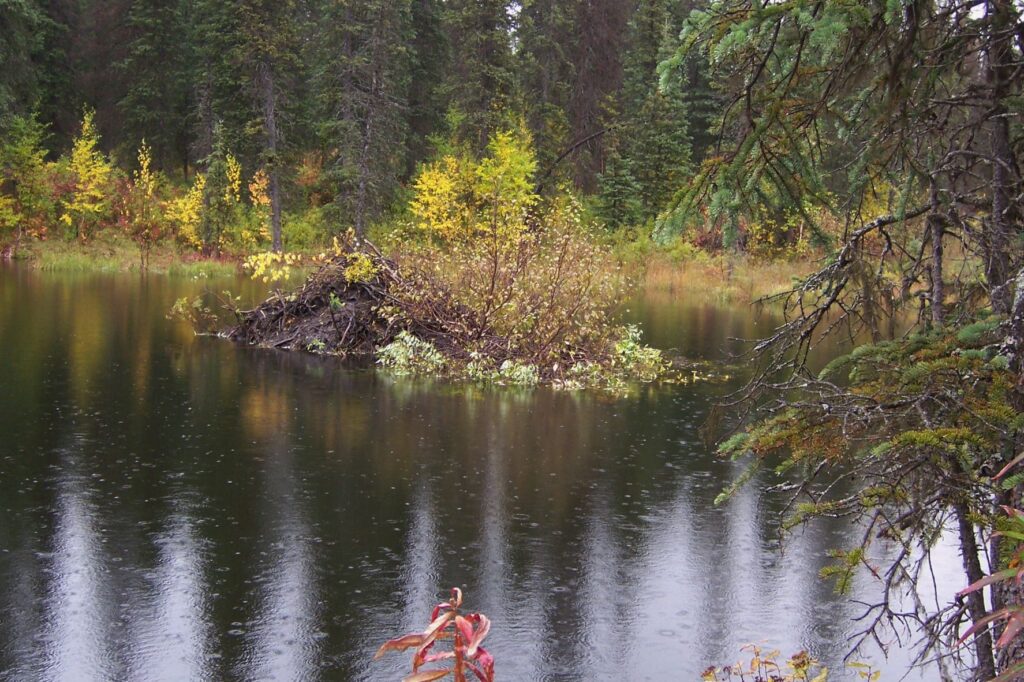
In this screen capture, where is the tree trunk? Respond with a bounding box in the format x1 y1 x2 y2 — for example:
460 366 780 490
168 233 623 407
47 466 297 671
258 58 282 252
958 503 998 680
986 0 1020 314
986 4 1024 677
354 73 377 238
929 213 945 327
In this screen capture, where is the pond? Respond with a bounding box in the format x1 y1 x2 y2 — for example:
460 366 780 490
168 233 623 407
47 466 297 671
0 266 962 680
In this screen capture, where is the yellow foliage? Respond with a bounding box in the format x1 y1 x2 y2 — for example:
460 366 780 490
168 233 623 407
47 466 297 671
245 250 301 284
473 128 538 239
225 154 242 204
133 140 157 200
411 155 475 240
0 195 18 231
123 140 166 253
62 110 114 239
410 126 538 243
343 251 378 283
249 168 271 208
227 167 272 251
314 235 348 264
704 645 832 682
167 173 206 250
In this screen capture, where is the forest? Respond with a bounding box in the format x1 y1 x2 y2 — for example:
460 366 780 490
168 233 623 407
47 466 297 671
0 0 718 257
3 0 1024 680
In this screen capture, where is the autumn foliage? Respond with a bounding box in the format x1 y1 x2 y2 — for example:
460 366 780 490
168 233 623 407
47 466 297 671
0 111 278 263
375 587 494 682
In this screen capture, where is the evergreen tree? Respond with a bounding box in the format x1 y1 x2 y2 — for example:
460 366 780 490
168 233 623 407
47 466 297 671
191 0 251 163
118 0 193 174
0 0 48 123
517 0 576 176
676 52 717 162
405 0 448 176
598 0 691 227
440 0 516 149
73 0 135 147
595 148 642 230
31 0 77 147
313 0 413 235
198 122 233 250
566 0 630 192
661 1 1024 675
239 0 301 250
0 0 712 239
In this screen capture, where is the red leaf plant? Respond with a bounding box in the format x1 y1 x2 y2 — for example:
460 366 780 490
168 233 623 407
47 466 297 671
375 587 495 682
957 505 1024 681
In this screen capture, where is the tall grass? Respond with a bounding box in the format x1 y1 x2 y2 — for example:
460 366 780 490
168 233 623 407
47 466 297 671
22 234 241 278
643 253 816 304
602 230 818 304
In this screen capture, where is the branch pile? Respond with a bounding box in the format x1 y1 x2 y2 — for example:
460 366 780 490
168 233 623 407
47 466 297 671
229 243 483 360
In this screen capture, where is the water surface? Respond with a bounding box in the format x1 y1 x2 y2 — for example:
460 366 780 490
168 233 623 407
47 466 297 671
0 267 960 680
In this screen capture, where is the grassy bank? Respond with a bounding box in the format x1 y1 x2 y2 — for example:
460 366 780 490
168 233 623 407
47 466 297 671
606 232 818 304
641 252 816 304
12 234 243 278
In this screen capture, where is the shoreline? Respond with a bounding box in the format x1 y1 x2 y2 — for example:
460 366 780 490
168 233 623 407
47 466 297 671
6 234 816 304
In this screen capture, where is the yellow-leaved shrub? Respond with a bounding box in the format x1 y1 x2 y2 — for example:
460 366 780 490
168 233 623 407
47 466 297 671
399 127 627 368
411 126 538 243
167 173 206 250
61 110 115 240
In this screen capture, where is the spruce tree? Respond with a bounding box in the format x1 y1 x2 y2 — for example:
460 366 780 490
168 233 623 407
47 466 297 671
567 0 630 192
239 0 301 251
517 0 577 176
598 0 691 227
313 0 413 235
405 0 448 176
0 0 47 123
118 0 193 174
191 0 251 163
440 0 516 149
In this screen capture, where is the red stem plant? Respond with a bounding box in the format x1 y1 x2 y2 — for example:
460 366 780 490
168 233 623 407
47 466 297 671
375 587 494 682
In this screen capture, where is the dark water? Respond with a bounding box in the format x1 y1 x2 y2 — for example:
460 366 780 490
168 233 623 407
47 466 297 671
0 267 960 680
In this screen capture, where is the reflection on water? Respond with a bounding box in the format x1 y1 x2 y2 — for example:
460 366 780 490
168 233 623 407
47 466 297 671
0 267 961 680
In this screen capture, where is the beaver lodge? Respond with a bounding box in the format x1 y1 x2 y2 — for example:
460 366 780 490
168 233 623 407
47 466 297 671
223 241 666 387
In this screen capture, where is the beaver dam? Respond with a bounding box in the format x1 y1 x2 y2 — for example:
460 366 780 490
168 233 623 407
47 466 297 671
222 242 669 387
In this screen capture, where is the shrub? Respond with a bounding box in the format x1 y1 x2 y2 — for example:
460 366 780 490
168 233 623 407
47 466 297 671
244 250 302 284
61 110 116 241
167 172 206 250
220 166 272 252
119 141 168 268
402 129 627 372
342 251 378 283
283 207 325 250
0 113 54 252
226 130 665 388
410 125 537 244
702 646 831 681
614 324 666 381
495 360 540 385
